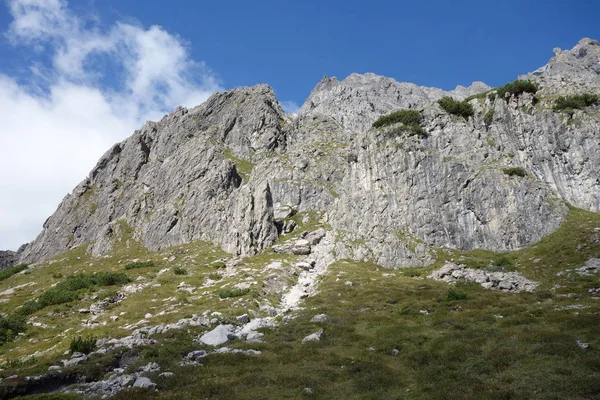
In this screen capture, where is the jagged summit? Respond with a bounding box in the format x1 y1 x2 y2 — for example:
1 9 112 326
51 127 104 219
297 72 490 133
11 38 600 269
520 37 600 94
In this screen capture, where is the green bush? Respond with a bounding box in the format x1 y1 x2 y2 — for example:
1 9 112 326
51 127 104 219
13 272 130 318
486 256 515 272
386 124 429 138
372 109 422 128
124 260 155 270
0 314 26 344
70 336 97 354
219 288 250 299
464 92 488 103
0 264 28 282
503 167 527 177
487 92 497 101
553 93 598 112
496 80 538 99
483 109 494 126
212 261 227 269
208 273 222 280
446 288 468 301
174 267 187 275
438 97 474 119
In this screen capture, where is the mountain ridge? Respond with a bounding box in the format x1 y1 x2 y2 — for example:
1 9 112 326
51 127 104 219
7 38 600 269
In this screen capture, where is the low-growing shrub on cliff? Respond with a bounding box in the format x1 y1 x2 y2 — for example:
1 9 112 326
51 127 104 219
70 336 97 354
483 109 494 126
218 288 250 299
386 124 429 138
437 97 474 118
502 167 527 177
372 109 422 128
464 91 488 102
0 263 28 282
496 79 538 98
553 93 599 112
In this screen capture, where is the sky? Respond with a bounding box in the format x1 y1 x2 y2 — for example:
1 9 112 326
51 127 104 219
0 0 599 251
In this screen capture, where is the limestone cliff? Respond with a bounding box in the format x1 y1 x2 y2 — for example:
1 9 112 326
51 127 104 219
17 39 600 268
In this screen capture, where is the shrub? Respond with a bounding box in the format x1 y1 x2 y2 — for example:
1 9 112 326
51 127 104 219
487 92 497 101
174 267 187 275
486 256 515 272
0 314 26 344
212 261 227 269
553 93 598 112
0 264 28 282
124 261 155 270
208 273 222 280
464 92 488 103
446 289 468 301
386 124 429 138
438 97 474 118
219 288 250 299
70 336 97 354
503 167 527 177
372 109 422 128
483 109 494 126
496 80 538 99
14 272 130 318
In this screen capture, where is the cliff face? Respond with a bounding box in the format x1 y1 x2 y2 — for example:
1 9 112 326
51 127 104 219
18 39 600 268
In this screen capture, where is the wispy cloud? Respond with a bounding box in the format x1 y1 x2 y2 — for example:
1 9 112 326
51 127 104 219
0 0 222 250
281 100 300 115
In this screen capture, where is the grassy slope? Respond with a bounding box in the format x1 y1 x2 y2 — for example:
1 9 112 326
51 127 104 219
2 207 600 399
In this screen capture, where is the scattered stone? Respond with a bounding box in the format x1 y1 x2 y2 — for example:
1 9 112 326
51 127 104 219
310 314 328 323
273 239 311 255
304 229 327 245
186 350 208 360
588 288 600 295
197 324 235 346
48 366 61 371
344 281 353 286
159 372 175 378
429 262 538 292
144 313 153 319
139 362 160 372
296 262 313 271
237 314 251 324
391 348 400 356
133 376 157 389
304 388 314 395
302 329 324 344
576 340 589 350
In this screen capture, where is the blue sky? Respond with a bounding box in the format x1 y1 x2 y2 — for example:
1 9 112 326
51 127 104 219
0 0 599 250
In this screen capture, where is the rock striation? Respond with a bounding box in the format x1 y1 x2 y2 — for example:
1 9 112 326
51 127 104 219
16 38 600 268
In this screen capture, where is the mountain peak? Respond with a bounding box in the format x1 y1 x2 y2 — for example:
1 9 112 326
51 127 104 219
521 37 600 94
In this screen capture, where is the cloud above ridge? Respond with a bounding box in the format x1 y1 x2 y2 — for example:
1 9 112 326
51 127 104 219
0 0 222 250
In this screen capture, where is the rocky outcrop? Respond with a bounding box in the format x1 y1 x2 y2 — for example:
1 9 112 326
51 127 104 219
18 38 600 268
0 250 17 270
429 262 538 292
520 38 600 95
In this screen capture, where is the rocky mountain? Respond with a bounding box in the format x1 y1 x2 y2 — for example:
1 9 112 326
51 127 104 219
13 38 600 269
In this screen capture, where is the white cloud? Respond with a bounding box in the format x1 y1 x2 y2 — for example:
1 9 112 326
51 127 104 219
0 0 222 250
281 100 300 115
